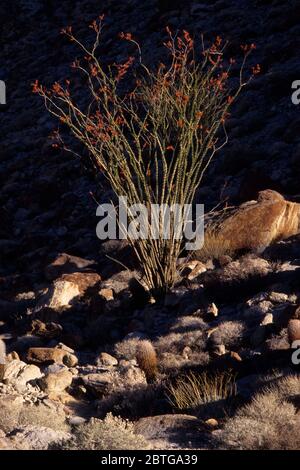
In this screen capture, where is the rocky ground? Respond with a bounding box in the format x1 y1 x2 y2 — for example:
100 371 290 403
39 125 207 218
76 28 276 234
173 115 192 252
0 0 300 450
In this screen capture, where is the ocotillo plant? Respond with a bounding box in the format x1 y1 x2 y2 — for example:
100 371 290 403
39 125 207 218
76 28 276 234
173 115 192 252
33 17 257 295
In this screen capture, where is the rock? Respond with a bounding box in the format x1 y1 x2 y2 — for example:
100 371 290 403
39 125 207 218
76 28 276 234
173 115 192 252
8 425 71 450
205 418 219 428
6 351 20 362
229 351 242 362
207 303 218 318
218 190 300 252
30 319 63 339
98 288 114 301
0 338 6 364
95 352 118 367
212 344 226 356
287 319 300 344
182 260 207 280
134 414 203 449
37 272 101 311
45 253 97 280
26 347 78 367
261 313 274 326
68 416 86 426
82 373 113 398
39 369 73 394
3 360 42 385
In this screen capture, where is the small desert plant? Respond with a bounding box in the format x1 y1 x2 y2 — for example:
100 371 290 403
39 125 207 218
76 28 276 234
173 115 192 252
54 414 150 450
218 388 299 450
33 18 256 295
195 225 234 262
136 340 158 383
167 370 237 411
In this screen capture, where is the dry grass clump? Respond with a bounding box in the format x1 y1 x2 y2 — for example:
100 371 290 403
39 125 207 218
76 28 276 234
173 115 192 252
0 400 68 434
154 326 208 373
159 351 210 374
195 227 235 262
155 330 206 357
114 337 142 361
167 370 237 412
218 389 299 450
215 320 245 348
54 414 151 450
169 316 207 334
18 403 69 432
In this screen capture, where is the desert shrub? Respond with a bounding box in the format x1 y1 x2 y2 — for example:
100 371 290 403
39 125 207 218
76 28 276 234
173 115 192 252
114 336 142 360
167 370 237 415
33 18 255 296
159 351 210 373
54 414 150 450
0 400 68 434
218 389 299 450
215 320 245 348
195 225 235 262
18 403 69 432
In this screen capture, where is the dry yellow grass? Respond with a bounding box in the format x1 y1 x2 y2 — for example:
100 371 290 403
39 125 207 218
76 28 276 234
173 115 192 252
167 371 237 411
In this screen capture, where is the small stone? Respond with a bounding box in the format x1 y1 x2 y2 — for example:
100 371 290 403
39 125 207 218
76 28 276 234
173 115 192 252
261 313 273 326
45 253 97 281
99 288 114 301
95 352 118 367
213 344 226 356
207 303 218 318
230 351 242 362
205 418 219 428
186 261 207 280
68 416 86 426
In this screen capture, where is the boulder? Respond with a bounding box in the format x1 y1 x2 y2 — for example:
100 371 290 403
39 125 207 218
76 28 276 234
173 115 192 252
45 253 97 281
37 272 101 311
3 360 42 385
26 347 78 367
95 352 118 367
39 368 73 394
135 414 204 449
218 190 300 252
8 425 71 450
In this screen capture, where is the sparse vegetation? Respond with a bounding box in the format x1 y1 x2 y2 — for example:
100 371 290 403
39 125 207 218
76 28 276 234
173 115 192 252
136 340 158 383
33 19 254 296
54 414 150 450
217 378 300 450
167 370 237 413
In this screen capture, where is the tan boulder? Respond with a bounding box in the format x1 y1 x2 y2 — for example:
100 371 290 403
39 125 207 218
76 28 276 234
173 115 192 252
37 272 101 312
39 369 73 393
217 190 300 252
26 347 78 367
